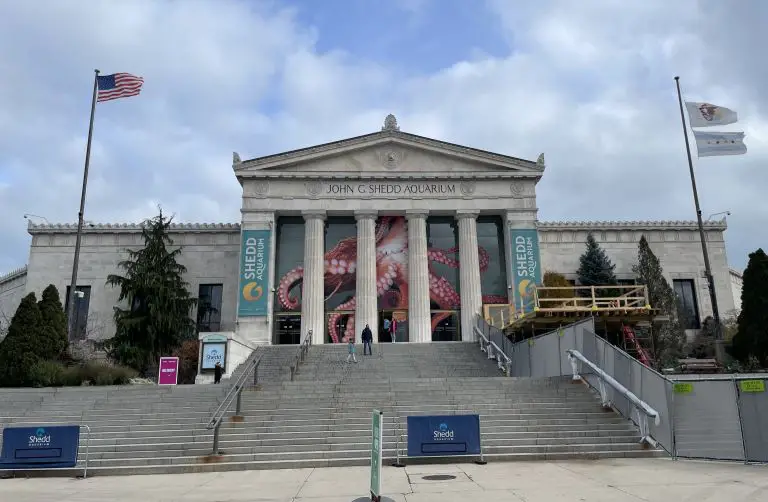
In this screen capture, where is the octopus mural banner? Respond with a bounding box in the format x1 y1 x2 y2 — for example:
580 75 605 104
277 216 508 343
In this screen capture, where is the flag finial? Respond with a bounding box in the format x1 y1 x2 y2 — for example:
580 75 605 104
382 114 400 132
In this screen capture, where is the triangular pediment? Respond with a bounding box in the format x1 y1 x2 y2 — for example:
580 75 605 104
234 130 544 179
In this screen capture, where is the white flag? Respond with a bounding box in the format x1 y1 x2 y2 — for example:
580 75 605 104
693 131 747 157
685 101 738 127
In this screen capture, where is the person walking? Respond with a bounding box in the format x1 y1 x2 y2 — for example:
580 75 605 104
362 323 373 356
346 337 358 363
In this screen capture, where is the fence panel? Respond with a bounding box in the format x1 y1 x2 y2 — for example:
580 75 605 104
641 368 674 453
512 343 531 377
529 334 560 378
736 378 768 462
611 348 631 418
672 379 744 460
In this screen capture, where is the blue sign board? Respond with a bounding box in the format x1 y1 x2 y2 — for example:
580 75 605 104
406 415 481 457
509 228 542 314
238 229 271 317
0 425 80 469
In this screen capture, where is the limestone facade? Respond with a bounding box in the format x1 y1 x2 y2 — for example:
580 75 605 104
1 117 738 345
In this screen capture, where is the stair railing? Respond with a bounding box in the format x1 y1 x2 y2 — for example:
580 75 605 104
475 325 512 376
206 352 262 454
290 330 313 381
566 349 660 447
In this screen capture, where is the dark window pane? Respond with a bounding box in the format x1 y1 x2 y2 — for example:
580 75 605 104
673 279 700 329
197 284 223 332
477 216 507 303
65 285 91 340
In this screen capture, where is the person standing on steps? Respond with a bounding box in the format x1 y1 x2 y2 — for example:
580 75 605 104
214 361 223 384
346 336 358 363
362 323 373 356
383 317 391 343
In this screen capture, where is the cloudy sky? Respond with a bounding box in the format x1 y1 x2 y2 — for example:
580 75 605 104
0 0 765 275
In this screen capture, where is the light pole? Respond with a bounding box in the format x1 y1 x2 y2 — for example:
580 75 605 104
23 214 50 224
707 211 731 221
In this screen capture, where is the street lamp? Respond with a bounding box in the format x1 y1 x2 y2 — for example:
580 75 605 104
707 211 731 221
23 213 49 224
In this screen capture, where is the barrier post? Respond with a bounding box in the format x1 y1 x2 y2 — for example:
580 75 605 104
392 415 405 468
475 419 487 465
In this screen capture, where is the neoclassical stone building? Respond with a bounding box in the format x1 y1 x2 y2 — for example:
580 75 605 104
0 116 737 355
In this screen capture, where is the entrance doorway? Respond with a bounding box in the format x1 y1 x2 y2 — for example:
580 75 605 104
379 310 408 342
431 310 460 341
326 310 354 344
274 313 301 344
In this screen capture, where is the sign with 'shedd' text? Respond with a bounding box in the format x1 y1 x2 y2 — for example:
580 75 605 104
406 414 481 457
238 229 271 316
0 426 80 469
509 228 542 314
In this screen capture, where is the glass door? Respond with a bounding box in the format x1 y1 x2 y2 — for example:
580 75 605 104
326 311 355 343
431 310 460 341
274 313 302 344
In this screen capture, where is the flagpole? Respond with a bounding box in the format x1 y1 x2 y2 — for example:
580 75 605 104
674 76 724 360
67 69 100 343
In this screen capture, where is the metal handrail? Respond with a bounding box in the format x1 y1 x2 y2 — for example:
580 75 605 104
566 349 660 447
206 352 262 454
475 326 512 376
79 424 91 479
290 330 313 381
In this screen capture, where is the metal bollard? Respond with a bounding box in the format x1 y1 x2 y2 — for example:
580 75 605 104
235 388 242 415
212 422 221 454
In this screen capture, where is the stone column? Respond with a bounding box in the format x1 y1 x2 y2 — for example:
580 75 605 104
457 210 482 342
355 210 378 343
406 210 431 343
301 210 326 345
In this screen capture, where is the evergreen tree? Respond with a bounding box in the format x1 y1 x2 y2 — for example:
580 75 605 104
577 233 618 296
632 235 685 367
731 248 768 366
37 284 69 360
104 210 197 374
0 293 43 386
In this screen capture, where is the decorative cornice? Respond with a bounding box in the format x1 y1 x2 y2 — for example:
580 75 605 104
729 268 743 279
28 222 241 234
235 131 542 175
0 265 27 285
241 172 541 181
537 219 728 231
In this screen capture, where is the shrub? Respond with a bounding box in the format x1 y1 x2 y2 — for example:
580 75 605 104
173 339 199 384
76 362 138 386
28 360 66 388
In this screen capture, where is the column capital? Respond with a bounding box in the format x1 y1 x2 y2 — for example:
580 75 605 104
354 210 378 221
241 210 275 229
302 210 327 221
405 210 429 221
455 210 480 220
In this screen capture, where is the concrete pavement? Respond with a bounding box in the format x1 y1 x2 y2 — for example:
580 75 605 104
2 458 766 501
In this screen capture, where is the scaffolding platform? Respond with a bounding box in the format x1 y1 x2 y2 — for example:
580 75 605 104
483 285 668 336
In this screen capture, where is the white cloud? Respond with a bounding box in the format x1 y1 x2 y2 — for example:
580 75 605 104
0 0 765 276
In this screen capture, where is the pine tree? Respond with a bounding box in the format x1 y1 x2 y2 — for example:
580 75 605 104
731 248 768 366
0 293 43 386
577 233 617 297
37 284 69 360
632 235 685 367
104 210 197 374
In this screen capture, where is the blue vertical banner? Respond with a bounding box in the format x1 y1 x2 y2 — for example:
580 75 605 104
509 228 542 314
238 229 271 317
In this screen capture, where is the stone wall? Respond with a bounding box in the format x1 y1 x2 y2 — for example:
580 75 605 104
538 220 735 320
729 269 743 313
0 266 27 338
25 224 241 341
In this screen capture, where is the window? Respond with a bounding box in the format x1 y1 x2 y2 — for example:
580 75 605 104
617 279 637 286
65 285 91 340
673 279 700 329
197 284 223 332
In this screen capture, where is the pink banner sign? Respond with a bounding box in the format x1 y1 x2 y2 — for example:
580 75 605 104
158 357 179 385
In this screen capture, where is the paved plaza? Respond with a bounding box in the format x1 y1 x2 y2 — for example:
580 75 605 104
2 458 766 502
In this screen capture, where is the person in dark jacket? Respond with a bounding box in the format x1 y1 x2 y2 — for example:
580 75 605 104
214 361 223 384
361 324 373 356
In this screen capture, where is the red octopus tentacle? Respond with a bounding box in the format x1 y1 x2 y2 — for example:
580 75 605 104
277 266 303 310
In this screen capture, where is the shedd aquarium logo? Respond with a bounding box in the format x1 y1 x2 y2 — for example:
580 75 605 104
28 427 51 447
205 349 223 364
433 422 454 441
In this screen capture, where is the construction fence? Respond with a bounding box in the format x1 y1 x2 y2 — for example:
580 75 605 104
474 316 768 463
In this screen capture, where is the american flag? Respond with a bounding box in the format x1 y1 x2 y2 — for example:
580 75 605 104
96 73 144 102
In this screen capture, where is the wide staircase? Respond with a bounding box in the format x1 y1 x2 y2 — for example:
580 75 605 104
0 342 661 477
